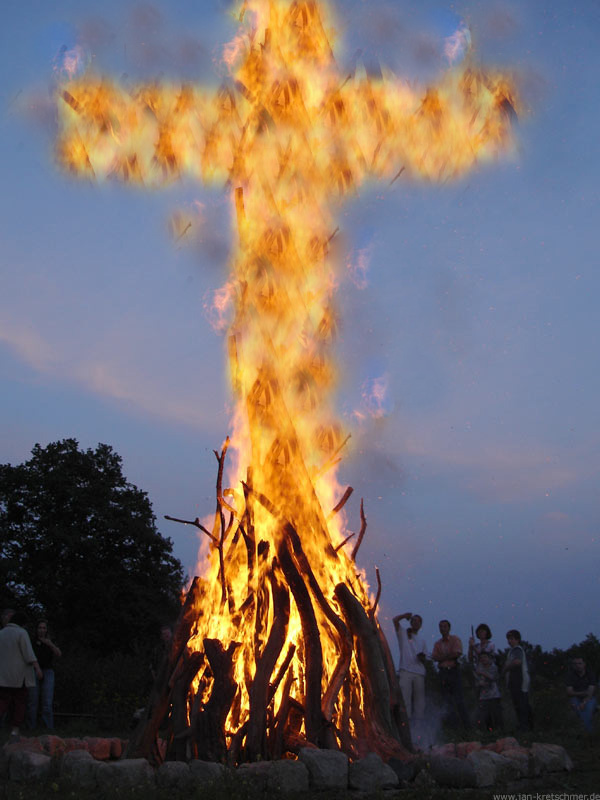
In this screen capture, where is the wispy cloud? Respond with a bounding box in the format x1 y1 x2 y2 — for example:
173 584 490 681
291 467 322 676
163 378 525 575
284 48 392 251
0 313 224 430
378 410 583 503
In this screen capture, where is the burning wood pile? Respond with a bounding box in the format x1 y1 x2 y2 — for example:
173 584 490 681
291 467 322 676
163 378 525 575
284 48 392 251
128 442 413 765
54 0 518 768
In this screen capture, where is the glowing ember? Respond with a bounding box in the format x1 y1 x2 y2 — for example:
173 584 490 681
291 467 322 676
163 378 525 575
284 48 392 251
54 0 518 761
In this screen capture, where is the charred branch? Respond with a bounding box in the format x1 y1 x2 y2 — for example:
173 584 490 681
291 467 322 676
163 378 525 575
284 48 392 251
164 515 218 545
334 532 355 552
269 660 295 760
350 499 367 561
334 583 413 760
327 486 353 519
276 534 323 746
168 651 204 761
195 638 241 762
213 438 231 607
370 566 382 617
246 560 290 760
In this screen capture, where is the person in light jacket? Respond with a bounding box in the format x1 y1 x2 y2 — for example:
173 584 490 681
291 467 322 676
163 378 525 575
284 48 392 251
0 610 43 742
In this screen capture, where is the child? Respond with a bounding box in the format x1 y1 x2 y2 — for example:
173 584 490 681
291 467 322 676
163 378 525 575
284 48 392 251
474 650 503 731
502 629 533 730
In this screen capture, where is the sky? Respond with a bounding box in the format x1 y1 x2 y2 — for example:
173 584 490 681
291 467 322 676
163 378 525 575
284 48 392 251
1 0 598 654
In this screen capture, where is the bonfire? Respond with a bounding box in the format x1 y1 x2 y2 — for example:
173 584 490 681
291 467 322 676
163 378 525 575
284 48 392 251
55 0 518 766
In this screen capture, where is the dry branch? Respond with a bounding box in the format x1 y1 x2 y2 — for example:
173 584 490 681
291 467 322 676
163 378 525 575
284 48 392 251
334 582 412 760
164 515 218 544
195 638 241 762
213 438 231 606
334 532 355 552
350 499 367 561
246 560 290 760
327 485 353 519
371 566 382 617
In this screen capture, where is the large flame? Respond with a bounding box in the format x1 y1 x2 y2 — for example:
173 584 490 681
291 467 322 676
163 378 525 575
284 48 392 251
55 0 518 750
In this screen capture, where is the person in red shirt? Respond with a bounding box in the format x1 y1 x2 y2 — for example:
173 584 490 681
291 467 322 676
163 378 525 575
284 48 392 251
432 619 469 729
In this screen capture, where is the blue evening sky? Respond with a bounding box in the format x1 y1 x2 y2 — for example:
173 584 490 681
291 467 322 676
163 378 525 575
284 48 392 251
1 0 598 653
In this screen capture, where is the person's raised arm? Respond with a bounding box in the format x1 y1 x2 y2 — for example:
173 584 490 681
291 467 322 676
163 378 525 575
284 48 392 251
392 612 412 630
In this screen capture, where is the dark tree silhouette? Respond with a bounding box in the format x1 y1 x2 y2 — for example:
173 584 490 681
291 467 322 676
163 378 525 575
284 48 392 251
0 439 184 653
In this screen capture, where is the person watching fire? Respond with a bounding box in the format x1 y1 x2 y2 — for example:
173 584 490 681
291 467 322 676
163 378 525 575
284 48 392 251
565 655 597 732
393 612 427 732
432 619 470 729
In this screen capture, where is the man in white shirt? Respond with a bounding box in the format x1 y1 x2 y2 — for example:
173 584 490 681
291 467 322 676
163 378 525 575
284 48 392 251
393 611 427 726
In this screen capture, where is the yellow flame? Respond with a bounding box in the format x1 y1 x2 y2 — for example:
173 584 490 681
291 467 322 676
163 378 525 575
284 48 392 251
55 0 518 747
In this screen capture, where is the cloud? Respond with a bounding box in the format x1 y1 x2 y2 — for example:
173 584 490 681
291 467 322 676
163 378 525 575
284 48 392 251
379 410 581 503
0 312 224 430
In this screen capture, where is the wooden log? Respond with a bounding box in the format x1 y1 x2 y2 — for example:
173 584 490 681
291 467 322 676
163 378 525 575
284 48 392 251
375 620 412 752
254 540 270 655
227 720 248 767
246 560 290 760
350 499 367 561
338 675 353 756
285 525 352 730
127 577 203 763
169 651 204 761
195 638 241 762
241 468 256 603
268 643 295 703
213 439 230 607
275 535 324 746
334 583 413 760
269 662 295 760
327 486 353 519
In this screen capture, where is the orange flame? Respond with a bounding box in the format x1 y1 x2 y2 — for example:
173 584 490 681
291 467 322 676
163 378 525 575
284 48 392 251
55 0 518 748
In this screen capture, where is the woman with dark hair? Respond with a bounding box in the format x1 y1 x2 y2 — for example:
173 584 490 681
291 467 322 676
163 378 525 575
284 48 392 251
27 620 61 730
468 623 496 666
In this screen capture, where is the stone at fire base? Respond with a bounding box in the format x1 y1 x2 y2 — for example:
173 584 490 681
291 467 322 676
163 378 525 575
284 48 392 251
83 736 112 760
8 750 52 782
531 743 574 773
501 747 533 778
156 761 195 791
348 752 399 791
427 755 477 788
298 747 348 790
467 749 521 787
95 758 155 788
37 734 67 757
236 761 272 791
60 750 104 788
387 756 419 783
266 759 310 793
189 759 227 784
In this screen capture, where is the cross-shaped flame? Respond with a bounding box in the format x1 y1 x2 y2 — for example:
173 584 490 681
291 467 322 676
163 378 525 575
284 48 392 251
55 0 518 759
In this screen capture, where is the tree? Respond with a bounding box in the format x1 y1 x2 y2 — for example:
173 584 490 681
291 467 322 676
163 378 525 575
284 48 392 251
0 439 185 653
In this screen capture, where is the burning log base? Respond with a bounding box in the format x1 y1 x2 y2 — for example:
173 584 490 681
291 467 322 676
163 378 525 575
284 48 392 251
54 0 519 770
128 442 412 765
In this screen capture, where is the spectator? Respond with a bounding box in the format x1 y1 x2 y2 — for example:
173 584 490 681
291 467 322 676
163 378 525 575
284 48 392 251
432 619 470 728
502 629 533 731
565 655 597 732
392 612 427 729
468 623 496 666
27 620 61 730
474 650 503 731
0 610 43 742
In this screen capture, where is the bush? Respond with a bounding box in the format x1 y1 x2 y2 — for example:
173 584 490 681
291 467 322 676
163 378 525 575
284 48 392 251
53 645 154 729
